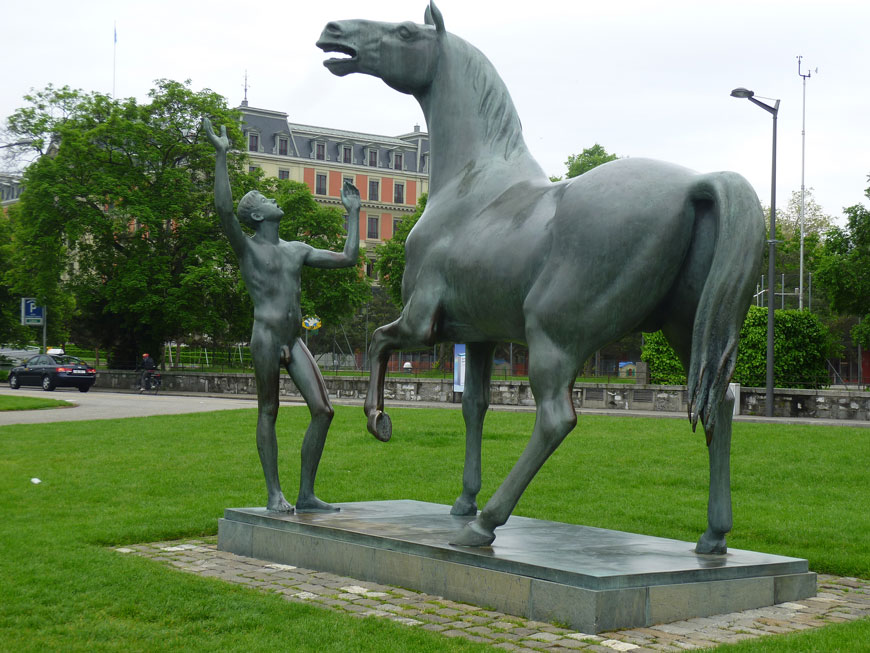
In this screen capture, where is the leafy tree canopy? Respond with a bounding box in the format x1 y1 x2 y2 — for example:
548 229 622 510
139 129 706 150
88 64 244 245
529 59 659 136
814 179 870 348
562 144 619 180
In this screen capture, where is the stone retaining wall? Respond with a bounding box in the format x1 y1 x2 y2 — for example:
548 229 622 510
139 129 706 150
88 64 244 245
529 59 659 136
95 371 869 422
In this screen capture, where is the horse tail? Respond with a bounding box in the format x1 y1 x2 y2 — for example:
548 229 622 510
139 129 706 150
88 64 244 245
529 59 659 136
687 172 764 443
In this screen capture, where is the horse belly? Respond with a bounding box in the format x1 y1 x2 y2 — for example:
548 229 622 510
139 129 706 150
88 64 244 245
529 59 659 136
529 167 696 341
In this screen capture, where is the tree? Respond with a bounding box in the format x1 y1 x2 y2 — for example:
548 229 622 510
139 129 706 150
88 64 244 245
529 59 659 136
0 206 31 345
561 144 619 180
373 193 427 308
4 80 368 367
815 181 870 349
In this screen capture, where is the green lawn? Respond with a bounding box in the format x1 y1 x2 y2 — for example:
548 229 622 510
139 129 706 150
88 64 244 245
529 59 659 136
0 395 72 411
1 406 867 651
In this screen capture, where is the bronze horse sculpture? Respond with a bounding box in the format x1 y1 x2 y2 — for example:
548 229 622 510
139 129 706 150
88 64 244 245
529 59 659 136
318 2 763 551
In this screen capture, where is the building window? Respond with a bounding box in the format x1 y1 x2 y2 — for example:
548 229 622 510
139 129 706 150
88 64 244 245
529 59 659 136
248 133 259 152
393 217 403 234
249 165 258 173
343 146 352 164
316 142 325 160
365 260 375 278
367 215 379 239
369 180 379 201
278 138 288 156
316 174 327 195
394 153 403 170
278 169 290 180
368 149 378 167
394 183 404 204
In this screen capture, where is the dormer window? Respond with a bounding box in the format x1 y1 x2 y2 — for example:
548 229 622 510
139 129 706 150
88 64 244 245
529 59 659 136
278 137 288 156
316 142 325 160
394 152 403 170
342 145 352 164
367 148 378 167
248 133 259 152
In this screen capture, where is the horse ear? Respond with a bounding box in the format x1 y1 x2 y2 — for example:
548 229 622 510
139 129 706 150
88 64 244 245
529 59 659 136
425 1 445 33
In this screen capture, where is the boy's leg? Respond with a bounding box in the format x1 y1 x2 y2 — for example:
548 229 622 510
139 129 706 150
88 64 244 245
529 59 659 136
252 326 293 512
287 337 339 512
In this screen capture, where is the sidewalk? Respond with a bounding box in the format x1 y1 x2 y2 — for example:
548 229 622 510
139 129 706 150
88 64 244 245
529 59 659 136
119 536 870 652
142 389 870 429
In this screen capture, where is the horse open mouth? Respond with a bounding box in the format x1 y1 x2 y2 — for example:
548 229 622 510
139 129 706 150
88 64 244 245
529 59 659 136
317 41 359 76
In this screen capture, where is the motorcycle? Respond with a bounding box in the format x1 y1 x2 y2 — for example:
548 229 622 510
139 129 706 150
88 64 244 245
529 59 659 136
138 371 162 394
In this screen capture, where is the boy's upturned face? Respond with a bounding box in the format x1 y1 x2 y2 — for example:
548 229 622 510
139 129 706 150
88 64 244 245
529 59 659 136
255 193 284 221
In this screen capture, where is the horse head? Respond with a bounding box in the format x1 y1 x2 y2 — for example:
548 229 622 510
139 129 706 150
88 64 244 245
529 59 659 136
317 2 445 96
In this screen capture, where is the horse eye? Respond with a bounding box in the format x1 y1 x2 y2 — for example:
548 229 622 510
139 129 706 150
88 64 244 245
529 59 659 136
397 25 413 40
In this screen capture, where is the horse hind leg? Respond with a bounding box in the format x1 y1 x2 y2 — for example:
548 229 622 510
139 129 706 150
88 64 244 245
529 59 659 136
695 387 733 554
451 333 580 546
452 341 496 516
662 323 732 554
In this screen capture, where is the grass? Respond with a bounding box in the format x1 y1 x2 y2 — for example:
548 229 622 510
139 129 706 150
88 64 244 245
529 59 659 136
0 395 72 411
1 406 867 651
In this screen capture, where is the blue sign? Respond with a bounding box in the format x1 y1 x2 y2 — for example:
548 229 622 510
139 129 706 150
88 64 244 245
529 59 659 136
21 298 44 326
453 344 466 392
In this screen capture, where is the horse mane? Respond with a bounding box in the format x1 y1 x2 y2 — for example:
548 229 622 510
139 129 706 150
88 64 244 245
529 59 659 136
450 35 524 161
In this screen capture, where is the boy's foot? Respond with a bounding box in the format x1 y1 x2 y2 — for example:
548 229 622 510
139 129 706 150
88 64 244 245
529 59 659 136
295 495 341 513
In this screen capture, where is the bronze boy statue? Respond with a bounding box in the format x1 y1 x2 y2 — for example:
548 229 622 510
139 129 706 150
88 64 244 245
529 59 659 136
204 118 360 513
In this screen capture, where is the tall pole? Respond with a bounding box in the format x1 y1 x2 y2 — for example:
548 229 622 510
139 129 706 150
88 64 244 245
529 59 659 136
113 22 117 98
731 87 779 417
797 56 812 310
767 101 778 415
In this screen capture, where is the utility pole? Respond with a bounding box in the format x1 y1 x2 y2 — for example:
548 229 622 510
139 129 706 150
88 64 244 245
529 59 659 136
797 56 813 310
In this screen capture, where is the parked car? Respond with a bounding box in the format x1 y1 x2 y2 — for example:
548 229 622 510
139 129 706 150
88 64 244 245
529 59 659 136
8 353 96 392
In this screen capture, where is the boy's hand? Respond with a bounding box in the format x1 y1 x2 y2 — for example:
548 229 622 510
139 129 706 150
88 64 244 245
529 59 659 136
203 117 229 154
341 181 361 212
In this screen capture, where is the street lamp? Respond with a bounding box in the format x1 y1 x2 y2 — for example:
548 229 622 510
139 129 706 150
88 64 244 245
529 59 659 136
731 87 780 417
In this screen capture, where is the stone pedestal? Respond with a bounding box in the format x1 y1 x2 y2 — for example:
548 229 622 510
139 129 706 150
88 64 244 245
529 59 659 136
218 500 815 634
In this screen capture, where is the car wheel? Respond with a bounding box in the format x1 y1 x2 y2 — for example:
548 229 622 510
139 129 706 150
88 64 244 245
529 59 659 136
78 385 91 393
42 375 55 391
9 374 20 389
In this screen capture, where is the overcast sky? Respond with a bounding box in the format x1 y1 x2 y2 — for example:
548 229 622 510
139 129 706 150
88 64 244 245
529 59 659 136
4 0 869 223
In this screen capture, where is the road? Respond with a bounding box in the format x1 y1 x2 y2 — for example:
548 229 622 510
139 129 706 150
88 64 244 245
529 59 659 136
0 386 263 425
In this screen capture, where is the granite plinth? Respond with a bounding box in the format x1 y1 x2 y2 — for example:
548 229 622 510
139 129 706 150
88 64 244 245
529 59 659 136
218 500 816 633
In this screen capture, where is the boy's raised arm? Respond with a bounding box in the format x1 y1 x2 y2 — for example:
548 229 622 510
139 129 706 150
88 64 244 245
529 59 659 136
203 118 246 256
305 181 361 269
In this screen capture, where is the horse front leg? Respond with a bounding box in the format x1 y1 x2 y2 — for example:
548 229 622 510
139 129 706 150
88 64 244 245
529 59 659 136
451 341 496 516
364 318 402 442
364 293 443 442
695 386 734 554
451 334 580 546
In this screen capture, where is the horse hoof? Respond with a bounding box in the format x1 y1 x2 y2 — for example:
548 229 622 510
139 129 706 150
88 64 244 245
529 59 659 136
449 520 495 547
450 497 478 516
695 530 727 554
368 411 392 442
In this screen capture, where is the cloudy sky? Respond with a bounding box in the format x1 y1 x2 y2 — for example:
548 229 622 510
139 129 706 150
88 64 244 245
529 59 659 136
3 0 869 222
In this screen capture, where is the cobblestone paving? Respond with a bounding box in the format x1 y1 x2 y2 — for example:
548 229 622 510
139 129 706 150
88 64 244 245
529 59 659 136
117 537 869 652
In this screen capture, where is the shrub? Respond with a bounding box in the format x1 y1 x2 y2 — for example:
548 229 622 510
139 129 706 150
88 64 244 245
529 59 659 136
641 306 836 389
640 331 686 385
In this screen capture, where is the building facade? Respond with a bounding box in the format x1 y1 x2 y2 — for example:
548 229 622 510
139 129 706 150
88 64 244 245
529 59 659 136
0 175 23 209
238 103 429 274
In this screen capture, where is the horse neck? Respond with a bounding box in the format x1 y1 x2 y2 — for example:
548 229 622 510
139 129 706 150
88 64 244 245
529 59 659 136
418 37 545 193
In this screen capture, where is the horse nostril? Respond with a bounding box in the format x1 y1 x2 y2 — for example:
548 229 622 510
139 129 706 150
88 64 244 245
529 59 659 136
325 22 342 36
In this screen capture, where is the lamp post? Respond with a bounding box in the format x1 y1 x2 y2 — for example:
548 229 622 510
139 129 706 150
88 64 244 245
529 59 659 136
731 87 779 417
